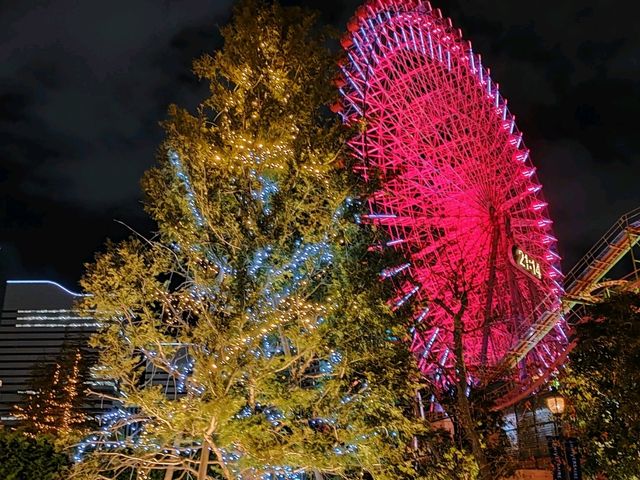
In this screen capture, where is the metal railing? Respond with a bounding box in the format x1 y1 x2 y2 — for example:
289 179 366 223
487 207 640 408
564 206 640 295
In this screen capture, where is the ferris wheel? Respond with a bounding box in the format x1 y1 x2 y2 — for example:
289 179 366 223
337 0 568 401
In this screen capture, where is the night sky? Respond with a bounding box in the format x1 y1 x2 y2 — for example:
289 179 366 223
1 0 639 290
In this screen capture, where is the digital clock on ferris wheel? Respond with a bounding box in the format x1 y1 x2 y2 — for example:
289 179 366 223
512 245 542 280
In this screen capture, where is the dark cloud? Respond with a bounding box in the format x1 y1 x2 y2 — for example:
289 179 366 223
1 0 639 287
0 0 230 209
0 0 233 286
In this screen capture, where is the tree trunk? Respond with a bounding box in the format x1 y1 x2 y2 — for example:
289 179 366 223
197 443 211 480
163 466 175 480
455 382 490 479
163 434 182 480
208 438 235 480
450 293 491 480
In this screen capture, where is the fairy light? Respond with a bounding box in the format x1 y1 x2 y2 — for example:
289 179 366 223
77 145 360 478
74 7 393 473
14 349 88 439
168 150 205 227
250 169 279 215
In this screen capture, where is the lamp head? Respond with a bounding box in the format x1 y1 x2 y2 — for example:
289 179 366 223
545 391 566 416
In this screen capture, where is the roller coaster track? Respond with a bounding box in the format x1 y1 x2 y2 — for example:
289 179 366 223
489 207 640 410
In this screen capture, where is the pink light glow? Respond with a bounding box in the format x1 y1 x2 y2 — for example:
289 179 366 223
340 0 567 390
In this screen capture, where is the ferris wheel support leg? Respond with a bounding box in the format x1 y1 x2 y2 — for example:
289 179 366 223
480 218 501 365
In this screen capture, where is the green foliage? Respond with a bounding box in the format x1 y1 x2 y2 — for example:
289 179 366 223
432 386 514 479
72 1 454 478
560 292 640 479
0 429 70 480
414 429 479 480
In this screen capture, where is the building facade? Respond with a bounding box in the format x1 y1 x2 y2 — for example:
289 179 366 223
0 280 107 424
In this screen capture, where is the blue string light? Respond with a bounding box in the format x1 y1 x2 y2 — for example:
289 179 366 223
168 151 206 228
250 169 279 215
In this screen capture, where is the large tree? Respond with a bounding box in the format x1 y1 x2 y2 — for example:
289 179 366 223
72 1 433 479
560 292 640 479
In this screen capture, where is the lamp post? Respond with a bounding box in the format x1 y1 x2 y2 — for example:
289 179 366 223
544 390 581 480
545 391 566 416
545 391 566 436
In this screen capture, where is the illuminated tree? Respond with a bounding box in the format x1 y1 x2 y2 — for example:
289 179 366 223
411 263 513 479
14 346 89 443
72 1 433 479
560 293 640 479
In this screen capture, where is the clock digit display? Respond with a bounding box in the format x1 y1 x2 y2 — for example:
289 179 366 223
512 246 542 280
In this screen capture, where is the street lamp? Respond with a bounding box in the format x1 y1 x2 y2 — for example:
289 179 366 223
543 390 582 479
545 391 566 417
544 389 566 438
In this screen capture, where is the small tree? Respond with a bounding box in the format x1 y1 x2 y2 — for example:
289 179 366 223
0 429 70 480
72 1 430 479
14 346 90 443
560 292 640 479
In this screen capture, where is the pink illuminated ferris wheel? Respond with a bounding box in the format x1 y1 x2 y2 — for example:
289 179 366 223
338 0 569 398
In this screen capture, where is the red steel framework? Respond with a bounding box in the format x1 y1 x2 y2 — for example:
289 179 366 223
337 0 569 399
